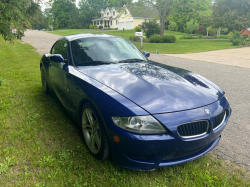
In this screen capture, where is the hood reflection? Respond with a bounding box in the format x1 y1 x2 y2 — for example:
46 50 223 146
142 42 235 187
119 63 184 82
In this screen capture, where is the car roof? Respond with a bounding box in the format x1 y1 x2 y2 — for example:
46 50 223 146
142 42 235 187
63 33 121 41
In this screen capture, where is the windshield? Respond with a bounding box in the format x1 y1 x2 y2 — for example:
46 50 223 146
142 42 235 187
70 37 147 66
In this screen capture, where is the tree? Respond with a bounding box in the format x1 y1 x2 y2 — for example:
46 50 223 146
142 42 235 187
137 0 212 36
168 21 178 34
30 10 47 30
135 0 183 36
0 0 40 42
78 0 109 26
212 0 250 31
50 0 80 29
185 19 199 34
107 0 132 7
168 0 212 32
141 19 160 39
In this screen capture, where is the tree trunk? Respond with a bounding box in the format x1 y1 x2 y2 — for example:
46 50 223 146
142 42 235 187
160 17 165 36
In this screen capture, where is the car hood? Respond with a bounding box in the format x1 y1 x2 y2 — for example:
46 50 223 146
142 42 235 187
77 62 223 114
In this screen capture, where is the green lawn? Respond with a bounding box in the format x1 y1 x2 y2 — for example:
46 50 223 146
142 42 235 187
0 37 250 186
49 29 239 54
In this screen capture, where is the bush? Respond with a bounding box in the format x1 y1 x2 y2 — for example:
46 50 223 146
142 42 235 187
129 36 141 42
219 35 229 39
243 34 249 39
141 19 160 39
170 35 177 43
180 35 199 39
99 26 103 29
227 32 233 37
94 26 99 29
89 25 95 29
135 26 141 32
232 39 241 46
161 35 171 43
198 34 204 39
196 25 205 35
149 35 176 43
149 35 162 43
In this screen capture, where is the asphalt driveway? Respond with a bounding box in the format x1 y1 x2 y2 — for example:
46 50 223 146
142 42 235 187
22 30 250 170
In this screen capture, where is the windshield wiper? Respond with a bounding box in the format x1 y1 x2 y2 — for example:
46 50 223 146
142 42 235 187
118 59 146 63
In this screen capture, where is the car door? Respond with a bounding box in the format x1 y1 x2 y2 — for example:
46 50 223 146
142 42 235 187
49 40 70 109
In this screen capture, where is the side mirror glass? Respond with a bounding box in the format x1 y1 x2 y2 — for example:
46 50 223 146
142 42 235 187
143 51 150 58
50 54 64 63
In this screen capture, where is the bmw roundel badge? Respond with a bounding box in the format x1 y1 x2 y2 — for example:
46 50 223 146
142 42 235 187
205 109 211 115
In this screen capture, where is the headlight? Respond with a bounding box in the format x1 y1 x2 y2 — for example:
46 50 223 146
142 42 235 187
112 115 167 134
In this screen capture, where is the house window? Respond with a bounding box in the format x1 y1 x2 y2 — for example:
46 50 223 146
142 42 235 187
124 11 126 15
111 21 112 25
113 11 115 16
101 13 104 17
107 12 109 16
116 20 118 25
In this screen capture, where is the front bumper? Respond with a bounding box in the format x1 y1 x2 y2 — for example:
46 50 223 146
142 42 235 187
104 97 231 170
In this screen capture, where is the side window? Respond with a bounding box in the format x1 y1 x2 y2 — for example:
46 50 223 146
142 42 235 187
51 40 68 60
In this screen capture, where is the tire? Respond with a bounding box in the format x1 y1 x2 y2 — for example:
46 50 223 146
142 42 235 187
81 102 109 160
40 67 50 94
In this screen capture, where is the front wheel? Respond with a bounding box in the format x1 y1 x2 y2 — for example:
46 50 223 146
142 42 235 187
81 103 109 160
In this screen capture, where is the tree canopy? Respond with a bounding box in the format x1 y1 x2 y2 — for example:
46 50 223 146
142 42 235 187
0 0 40 42
212 0 250 31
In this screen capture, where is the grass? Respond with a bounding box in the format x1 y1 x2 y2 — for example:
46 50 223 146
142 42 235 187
50 29 239 54
0 37 250 186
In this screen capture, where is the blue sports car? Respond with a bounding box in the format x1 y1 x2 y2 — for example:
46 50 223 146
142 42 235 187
40 34 231 170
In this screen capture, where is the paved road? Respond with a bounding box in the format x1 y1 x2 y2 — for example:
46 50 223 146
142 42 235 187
23 30 250 170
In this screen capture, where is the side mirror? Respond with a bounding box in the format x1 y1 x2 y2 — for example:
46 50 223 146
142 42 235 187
50 54 64 63
143 51 150 58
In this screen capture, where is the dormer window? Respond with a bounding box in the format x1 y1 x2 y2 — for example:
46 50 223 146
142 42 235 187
124 11 127 15
113 11 115 16
101 13 104 17
107 12 109 16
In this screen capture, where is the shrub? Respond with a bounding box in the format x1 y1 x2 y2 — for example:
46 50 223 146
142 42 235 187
242 40 247 45
89 25 95 29
180 35 199 39
99 26 103 29
135 26 141 32
94 26 99 29
232 39 241 46
196 25 205 35
149 35 162 43
243 34 249 39
227 32 233 37
198 34 203 39
129 36 140 42
141 19 160 39
149 35 176 43
219 35 229 39
161 35 171 43
169 35 177 43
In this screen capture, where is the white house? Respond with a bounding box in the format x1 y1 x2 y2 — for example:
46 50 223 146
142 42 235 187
92 5 159 30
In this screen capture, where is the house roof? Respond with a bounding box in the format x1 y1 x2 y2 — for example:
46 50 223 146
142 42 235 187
126 5 159 19
240 28 250 36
